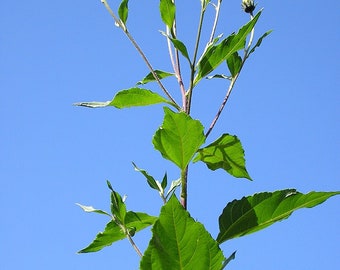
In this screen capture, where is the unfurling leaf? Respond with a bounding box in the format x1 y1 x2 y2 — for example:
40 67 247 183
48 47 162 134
217 190 340 244
79 212 157 253
140 196 225 269
159 0 176 28
153 107 205 169
194 134 251 180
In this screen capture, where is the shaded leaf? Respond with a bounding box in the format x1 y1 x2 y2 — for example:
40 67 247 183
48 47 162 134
194 134 251 180
79 212 157 253
118 0 129 25
137 70 174 85
140 196 225 269
227 52 242 77
248 30 272 56
161 172 168 189
159 0 175 28
153 107 205 169
217 190 340 244
195 11 262 85
222 251 236 269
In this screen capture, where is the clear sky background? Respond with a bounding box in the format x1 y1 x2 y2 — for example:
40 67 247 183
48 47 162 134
1 1 339 269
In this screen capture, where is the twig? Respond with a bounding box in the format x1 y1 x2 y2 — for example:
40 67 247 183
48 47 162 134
101 0 181 110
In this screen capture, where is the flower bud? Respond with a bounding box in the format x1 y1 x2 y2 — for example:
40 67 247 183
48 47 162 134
242 0 256 13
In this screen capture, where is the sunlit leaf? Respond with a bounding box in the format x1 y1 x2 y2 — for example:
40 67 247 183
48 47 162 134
217 190 340 244
118 0 129 25
194 134 251 180
74 88 175 109
153 107 205 169
110 88 171 108
159 0 175 28
195 11 262 85
140 196 225 269
79 212 157 253
137 70 174 85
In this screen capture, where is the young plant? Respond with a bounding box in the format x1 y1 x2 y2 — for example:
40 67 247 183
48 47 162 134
75 0 339 268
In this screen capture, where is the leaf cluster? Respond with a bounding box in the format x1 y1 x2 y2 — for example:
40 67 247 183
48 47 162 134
75 0 340 269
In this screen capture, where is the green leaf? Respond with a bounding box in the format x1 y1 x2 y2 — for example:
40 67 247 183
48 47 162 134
79 211 157 253
76 203 110 217
153 107 205 169
161 172 168 189
194 134 251 180
106 181 127 222
140 196 225 269
227 52 242 77
110 190 127 222
137 70 174 85
74 88 173 109
248 30 272 56
195 11 262 85
217 190 340 244
159 0 175 28
110 88 171 108
133 162 161 192
118 0 129 25
169 37 191 64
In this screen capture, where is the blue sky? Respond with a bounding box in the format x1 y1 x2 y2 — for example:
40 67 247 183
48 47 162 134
1 1 339 269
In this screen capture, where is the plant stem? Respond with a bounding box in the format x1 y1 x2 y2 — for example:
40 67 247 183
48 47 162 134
208 0 222 44
101 0 181 111
205 75 239 138
126 233 143 257
180 167 189 209
205 12 256 138
186 4 206 114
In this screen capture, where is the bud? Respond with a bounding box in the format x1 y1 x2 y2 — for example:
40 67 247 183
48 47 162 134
242 0 256 14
